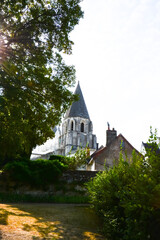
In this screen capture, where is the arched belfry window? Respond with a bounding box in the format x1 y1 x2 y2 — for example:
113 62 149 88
81 122 84 132
71 121 74 131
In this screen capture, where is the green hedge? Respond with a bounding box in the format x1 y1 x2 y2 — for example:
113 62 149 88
0 192 89 203
49 154 72 165
49 155 68 161
3 159 67 187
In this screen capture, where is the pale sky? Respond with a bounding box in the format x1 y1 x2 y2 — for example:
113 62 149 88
62 0 160 151
33 0 160 155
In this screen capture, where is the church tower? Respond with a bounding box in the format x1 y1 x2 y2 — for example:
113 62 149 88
55 82 97 156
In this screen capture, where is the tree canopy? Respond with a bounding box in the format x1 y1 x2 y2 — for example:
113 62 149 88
0 0 83 164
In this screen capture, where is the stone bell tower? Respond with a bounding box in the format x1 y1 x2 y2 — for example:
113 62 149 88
55 82 97 156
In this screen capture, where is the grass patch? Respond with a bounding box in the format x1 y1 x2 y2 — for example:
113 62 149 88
0 192 89 204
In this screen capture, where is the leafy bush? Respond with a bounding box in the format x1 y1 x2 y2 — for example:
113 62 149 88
49 155 71 167
49 155 69 162
3 159 67 187
0 192 89 204
28 159 67 186
68 147 90 170
87 130 160 240
3 161 31 184
49 148 90 170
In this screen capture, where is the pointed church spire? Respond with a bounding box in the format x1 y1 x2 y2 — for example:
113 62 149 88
65 82 90 119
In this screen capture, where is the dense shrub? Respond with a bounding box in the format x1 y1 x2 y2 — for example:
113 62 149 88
49 155 69 162
3 159 67 187
68 147 90 170
2 148 90 187
29 159 67 186
49 155 71 167
49 148 89 170
87 131 160 240
3 161 31 184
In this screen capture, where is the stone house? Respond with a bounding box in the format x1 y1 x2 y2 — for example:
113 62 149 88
87 126 141 171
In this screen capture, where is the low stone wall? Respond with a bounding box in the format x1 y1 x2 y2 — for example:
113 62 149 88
0 170 99 194
61 170 99 183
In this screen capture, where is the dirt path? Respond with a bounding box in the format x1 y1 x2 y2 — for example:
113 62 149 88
0 203 106 240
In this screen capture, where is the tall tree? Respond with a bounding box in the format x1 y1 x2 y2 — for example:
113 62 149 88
0 0 83 164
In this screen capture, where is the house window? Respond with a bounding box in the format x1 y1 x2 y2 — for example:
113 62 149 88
81 122 84 132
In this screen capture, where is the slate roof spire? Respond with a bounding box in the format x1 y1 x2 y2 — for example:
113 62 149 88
64 82 90 119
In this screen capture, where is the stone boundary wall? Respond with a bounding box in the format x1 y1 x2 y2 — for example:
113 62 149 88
0 171 99 193
0 170 99 184
61 170 99 183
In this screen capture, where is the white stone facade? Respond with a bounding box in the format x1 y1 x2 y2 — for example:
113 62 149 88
54 82 97 156
55 117 97 155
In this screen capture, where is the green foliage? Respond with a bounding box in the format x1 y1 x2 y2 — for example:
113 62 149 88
3 161 31 184
49 147 90 170
49 155 66 161
3 159 67 187
87 130 160 240
68 147 90 170
29 159 66 186
49 154 71 164
0 0 83 164
49 154 75 170
0 192 89 204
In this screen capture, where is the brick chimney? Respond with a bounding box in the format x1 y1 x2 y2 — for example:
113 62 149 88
106 126 117 146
